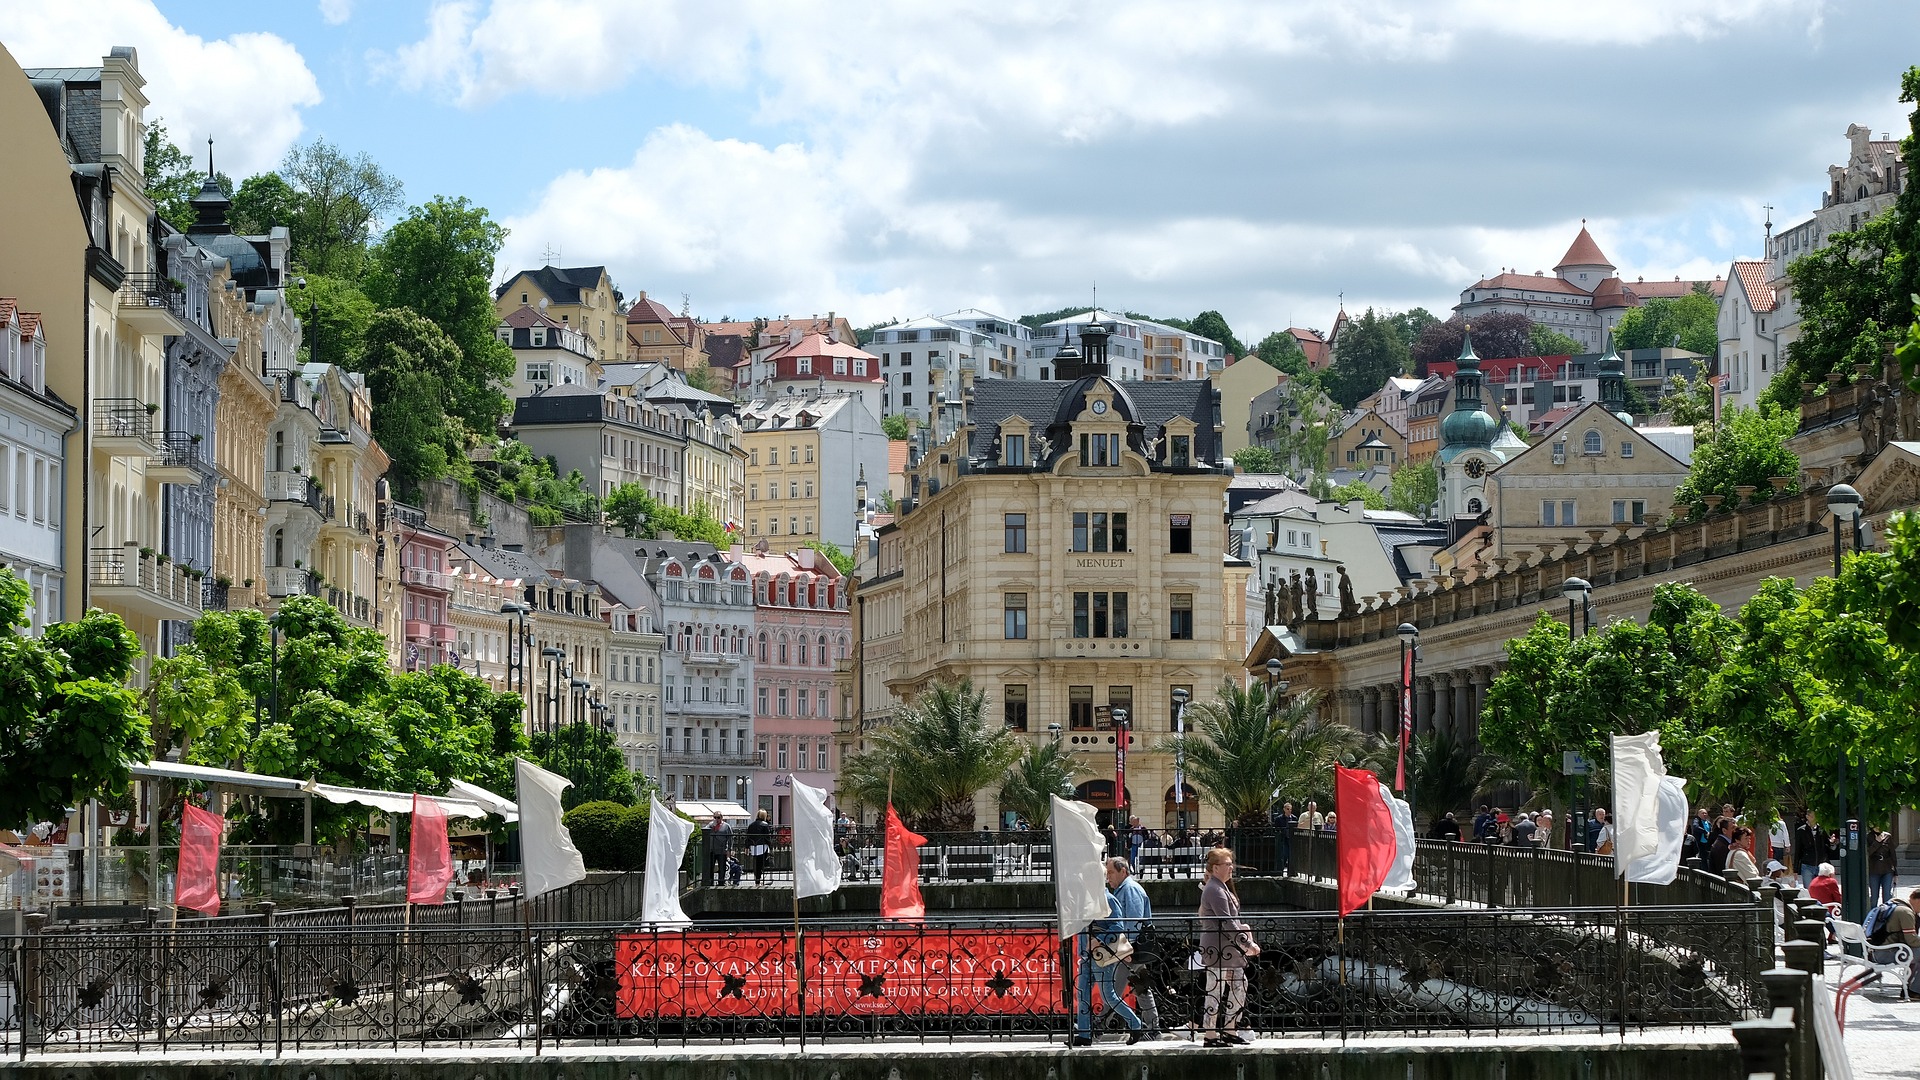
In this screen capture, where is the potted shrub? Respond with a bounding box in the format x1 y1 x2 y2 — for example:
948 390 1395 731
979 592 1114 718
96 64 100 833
216 575 233 588
242 578 254 589
138 546 155 561
145 402 161 415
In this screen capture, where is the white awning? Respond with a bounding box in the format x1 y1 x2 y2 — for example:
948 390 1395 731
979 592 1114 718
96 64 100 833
447 779 518 822
671 800 751 821
130 762 498 820
310 784 492 821
130 761 310 797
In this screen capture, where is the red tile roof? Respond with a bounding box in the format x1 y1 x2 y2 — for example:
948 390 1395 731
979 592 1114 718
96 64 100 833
0 299 14 328
501 303 564 330
624 294 679 325
17 313 39 343
1467 272 1591 296
1555 225 1614 271
1630 276 1726 300
764 331 879 363
1589 276 1633 310
1287 327 1330 369
1730 261 1775 313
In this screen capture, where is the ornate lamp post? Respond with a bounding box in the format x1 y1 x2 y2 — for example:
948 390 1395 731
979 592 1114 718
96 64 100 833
1171 687 1190 831
501 600 531 720
1563 576 1592 637
1112 707 1130 841
1827 483 1867 923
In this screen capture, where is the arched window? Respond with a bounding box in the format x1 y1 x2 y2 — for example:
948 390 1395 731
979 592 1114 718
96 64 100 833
818 635 829 665
1583 429 1603 455
758 632 769 662
778 635 789 664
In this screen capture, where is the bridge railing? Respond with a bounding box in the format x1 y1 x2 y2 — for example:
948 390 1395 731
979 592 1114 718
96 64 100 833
0 903 1767 1056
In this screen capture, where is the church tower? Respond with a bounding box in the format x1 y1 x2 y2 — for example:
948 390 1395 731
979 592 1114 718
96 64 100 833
1596 331 1635 426
1437 328 1503 524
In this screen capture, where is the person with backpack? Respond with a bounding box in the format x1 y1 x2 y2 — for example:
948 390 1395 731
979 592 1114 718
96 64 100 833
1868 827 1897 908
1867 887 1919 996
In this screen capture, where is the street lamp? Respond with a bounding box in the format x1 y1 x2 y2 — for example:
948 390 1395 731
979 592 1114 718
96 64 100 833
1171 687 1191 831
1563 577 1592 637
540 647 565 735
1265 657 1284 699
1112 706 1130 835
1397 622 1420 828
501 600 531 722
1827 482 1867 923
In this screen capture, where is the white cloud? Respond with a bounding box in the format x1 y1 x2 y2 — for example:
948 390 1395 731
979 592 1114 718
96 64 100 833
318 0 354 26
0 0 321 176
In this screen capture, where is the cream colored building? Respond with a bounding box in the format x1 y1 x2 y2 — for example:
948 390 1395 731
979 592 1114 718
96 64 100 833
493 265 624 365
209 268 275 614
1486 401 1690 559
1214 356 1289 458
740 393 887 550
0 43 88 623
448 559 522 693
605 590 666 781
455 540 609 732
865 349 1248 829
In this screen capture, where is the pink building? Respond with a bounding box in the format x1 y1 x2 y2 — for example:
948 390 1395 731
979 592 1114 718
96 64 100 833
736 547 851 824
397 515 458 671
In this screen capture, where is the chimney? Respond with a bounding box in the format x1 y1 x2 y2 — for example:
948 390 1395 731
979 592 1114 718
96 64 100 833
795 548 815 570
478 535 497 550
503 543 524 553
464 532 476 545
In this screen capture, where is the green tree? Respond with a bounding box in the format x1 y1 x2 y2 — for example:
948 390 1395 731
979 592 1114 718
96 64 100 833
682 364 721 394
856 320 899 347
1325 308 1410 408
1232 446 1278 473
488 441 597 524
604 482 657 536
1529 323 1584 356
1326 480 1386 509
1386 460 1439 517
1411 313 1537 375
1273 390 1341 480
1409 730 1517 825
881 413 910 441
1251 331 1311 377
144 119 229 233
1612 289 1719 355
0 572 147 827
365 196 515 434
997 740 1086 826
806 540 854 575
288 274 374 369
1764 211 1904 410
228 172 301 238
1671 404 1801 518
359 309 468 500
1388 308 1440 350
1890 66 1920 385
530 723 642 809
1164 684 1363 826
1662 373 1717 426
276 137 405 277
1187 310 1245 358
839 681 1021 831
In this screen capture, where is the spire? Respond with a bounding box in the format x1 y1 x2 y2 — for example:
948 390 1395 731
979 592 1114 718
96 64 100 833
1455 325 1481 369
187 134 232 236
1439 323 1498 457
1597 331 1633 425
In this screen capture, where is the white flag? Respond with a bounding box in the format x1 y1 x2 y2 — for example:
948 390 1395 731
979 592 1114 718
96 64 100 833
1612 732 1689 885
514 758 587 899
791 777 842 899
641 794 694 926
1379 781 1416 892
1051 795 1109 940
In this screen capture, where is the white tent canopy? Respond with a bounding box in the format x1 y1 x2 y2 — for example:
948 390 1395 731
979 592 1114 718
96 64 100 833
671 800 750 822
130 761 513 821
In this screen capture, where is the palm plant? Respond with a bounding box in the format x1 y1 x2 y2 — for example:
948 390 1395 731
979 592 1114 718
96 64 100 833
1406 729 1523 825
838 680 1021 831
1161 682 1368 827
997 739 1086 827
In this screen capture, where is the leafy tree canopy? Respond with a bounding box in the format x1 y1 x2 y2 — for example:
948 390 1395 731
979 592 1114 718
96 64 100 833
1764 210 1904 410
1411 313 1539 376
1670 404 1801 518
289 274 374 370
806 540 855 576
1326 480 1386 510
997 740 1085 826
365 196 515 434
275 137 405 277
1529 323 1584 356
839 681 1021 830
228 172 300 239
1325 308 1411 408
1662 373 1717 426
1187 310 1245 358
1158 684 1365 826
143 119 230 234
359 309 469 501
1387 460 1439 518
1232 446 1279 474
487 440 597 525
881 413 910 441
0 571 147 827
1252 331 1311 378
530 724 644 810
603 481 730 545
1612 288 1719 355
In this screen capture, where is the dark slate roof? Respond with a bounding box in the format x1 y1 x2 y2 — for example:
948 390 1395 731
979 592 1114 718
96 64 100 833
512 384 610 427
455 542 556 584
706 333 748 369
495 265 608 305
966 376 1220 469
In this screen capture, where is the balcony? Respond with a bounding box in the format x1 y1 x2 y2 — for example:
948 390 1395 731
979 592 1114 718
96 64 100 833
326 587 372 626
88 546 203 621
93 399 156 458
265 471 326 516
401 567 450 591
673 698 748 718
263 565 317 599
149 431 214 485
355 510 372 535
683 650 740 669
431 624 457 645
115 273 189 336
660 749 765 769
202 580 256 612
405 618 431 640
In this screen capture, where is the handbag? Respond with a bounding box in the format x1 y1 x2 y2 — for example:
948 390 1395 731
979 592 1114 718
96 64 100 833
1091 936 1133 966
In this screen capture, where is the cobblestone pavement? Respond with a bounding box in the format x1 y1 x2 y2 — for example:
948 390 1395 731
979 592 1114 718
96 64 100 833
1829 962 1920 1080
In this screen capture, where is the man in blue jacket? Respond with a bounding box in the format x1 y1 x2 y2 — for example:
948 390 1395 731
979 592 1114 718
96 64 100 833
1106 857 1163 1039
1072 857 1160 1044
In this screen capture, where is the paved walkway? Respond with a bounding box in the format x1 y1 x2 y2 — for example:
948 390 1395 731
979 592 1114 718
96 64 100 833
1826 961 1920 1080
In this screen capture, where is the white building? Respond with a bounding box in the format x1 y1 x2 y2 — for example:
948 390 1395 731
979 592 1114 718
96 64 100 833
1030 310 1225 385
0 301 76 631
497 304 598 400
870 309 1036 421
1718 123 1908 411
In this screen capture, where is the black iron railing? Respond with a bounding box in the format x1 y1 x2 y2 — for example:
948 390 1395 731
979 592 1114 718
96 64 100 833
0 904 1765 1055
154 432 209 473
117 273 185 318
91 399 154 442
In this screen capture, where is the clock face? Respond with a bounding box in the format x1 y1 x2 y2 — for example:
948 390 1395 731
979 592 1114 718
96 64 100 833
1090 399 1108 415
1463 458 1486 478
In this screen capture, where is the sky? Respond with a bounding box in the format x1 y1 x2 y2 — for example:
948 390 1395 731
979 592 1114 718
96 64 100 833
3 0 1916 348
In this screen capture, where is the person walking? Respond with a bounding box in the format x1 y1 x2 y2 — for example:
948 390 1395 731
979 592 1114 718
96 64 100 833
1707 817 1734 876
744 809 775 886
1108 857 1163 1039
1072 858 1147 1047
1868 828 1897 908
1272 801 1298 876
1197 847 1258 1048
1794 812 1825 885
1591 809 1615 856
703 811 733 888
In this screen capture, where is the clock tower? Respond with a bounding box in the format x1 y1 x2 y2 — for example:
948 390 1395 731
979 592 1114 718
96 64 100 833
1436 329 1504 523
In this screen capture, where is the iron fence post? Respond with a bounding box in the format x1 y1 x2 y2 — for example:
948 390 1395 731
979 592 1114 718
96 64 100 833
17 912 43 1060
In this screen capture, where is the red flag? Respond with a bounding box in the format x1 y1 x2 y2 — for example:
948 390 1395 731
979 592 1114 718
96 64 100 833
407 793 454 905
1335 765 1395 917
176 803 223 916
880 805 927 921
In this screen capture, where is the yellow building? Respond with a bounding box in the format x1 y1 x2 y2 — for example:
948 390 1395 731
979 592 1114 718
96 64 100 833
307 366 385 630
624 291 709 374
740 394 888 550
454 540 609 732
1485 401 1690 561
493 265 624 365
864 336 1248 829
0 43 89 625
209 268 276 613
1330 407 1406 470
1214 356 1288 458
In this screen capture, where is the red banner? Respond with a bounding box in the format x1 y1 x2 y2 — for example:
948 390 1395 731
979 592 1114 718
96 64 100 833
176 803 223 916
614 929 1063 1018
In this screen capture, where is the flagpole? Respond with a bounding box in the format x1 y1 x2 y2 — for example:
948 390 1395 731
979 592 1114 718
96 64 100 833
794 774 807 1052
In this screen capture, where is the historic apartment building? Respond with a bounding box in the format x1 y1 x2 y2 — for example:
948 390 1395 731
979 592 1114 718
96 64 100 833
856 326 1249 828
739 392 889 550
493 265 625 364
735 547 850 826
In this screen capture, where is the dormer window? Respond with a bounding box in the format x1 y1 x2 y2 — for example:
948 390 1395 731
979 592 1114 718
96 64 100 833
532 327 546 346
1004 433 1026 466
